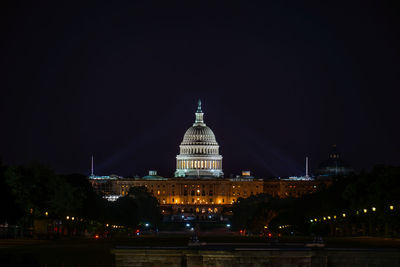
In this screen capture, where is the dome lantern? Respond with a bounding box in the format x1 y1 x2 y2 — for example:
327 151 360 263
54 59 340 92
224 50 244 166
194 99 205 126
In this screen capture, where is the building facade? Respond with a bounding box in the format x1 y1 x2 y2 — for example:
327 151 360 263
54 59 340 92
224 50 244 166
89 101 326 217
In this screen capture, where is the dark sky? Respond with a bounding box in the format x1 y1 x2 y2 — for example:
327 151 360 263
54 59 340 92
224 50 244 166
1 1 399 177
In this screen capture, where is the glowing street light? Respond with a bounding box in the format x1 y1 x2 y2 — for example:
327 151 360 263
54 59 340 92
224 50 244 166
372 207 376 212
342 213 346 217
66 216 70 220
45 211 48 216
390 205 394 210
363 209 367 213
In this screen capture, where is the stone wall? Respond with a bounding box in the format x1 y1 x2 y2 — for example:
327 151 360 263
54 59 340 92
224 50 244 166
112 247 400 267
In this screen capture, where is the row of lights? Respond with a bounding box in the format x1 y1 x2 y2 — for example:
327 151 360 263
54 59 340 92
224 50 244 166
310 205 396 223
278 225 290 229
65 216 84 222
104 223 124 229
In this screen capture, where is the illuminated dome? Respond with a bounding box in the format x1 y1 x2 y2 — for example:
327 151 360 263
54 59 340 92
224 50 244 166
182 126 217 145
175 100 223 178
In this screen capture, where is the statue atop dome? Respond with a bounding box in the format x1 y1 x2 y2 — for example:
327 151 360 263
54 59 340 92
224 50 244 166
197 99 202 113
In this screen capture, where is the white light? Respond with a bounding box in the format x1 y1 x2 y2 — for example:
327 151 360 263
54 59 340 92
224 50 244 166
145 223 149 227
186 223 190 227
226 224 231 228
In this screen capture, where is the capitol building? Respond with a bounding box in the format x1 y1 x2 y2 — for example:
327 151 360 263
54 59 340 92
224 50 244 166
175 100 223 178
90 101 332 217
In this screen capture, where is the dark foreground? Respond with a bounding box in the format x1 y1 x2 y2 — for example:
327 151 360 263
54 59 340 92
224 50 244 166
1 236 400 267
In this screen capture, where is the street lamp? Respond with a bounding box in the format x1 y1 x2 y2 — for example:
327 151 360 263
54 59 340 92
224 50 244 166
372 207 376 212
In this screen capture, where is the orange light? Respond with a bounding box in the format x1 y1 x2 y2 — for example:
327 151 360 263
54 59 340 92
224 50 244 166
94 234 99 239
268 233 272 237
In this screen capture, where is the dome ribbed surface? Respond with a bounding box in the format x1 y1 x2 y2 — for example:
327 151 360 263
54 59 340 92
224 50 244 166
182 125 217 144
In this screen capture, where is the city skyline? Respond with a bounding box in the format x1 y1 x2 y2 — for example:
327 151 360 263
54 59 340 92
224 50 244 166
1 1 399 177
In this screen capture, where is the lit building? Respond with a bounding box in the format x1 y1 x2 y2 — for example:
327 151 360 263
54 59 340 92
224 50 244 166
89 100 326 217
175 100 223 178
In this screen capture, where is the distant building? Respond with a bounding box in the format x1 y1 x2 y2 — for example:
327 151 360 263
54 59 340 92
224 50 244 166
89 101 328 217
316 145 353 178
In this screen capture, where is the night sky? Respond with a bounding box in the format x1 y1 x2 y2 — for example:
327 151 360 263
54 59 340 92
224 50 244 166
1 1 399 178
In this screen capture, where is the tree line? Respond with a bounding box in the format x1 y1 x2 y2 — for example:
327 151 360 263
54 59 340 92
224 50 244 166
231 165 400 237
0 161 161 236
